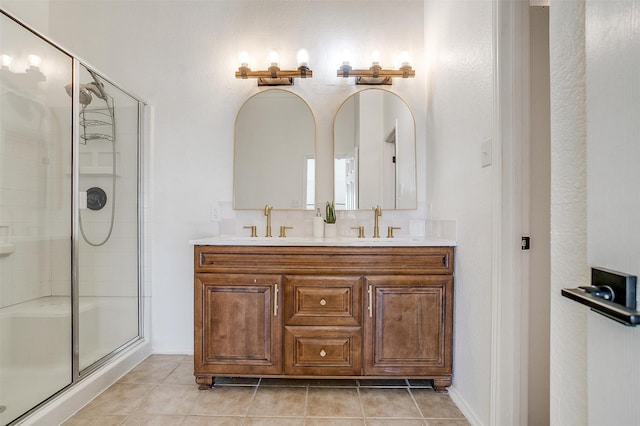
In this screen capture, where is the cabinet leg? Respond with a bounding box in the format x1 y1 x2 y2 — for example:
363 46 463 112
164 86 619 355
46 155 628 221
195 375 215 390
433 378 451 393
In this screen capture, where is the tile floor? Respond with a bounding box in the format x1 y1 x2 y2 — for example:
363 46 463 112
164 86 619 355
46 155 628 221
64 355 469 426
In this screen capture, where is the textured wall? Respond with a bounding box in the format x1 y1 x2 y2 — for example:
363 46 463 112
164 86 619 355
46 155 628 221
549 1 588 424
424 1 493 424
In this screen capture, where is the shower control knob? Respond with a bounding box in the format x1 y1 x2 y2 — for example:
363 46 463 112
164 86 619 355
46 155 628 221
86 187 107 211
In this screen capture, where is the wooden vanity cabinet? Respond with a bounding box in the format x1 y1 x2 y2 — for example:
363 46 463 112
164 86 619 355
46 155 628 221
364 275 454 390
193 273 283 389
194 245 454 391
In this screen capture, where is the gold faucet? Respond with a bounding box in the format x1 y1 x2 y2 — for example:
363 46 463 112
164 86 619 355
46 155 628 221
263 204 273 237
279 226 293 238
243 225 257 237
372 205 382 238
387 226 401 238
351 226 365 238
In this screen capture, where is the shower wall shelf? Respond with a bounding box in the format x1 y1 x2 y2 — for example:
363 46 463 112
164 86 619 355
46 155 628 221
79 167 121 176
80 108 113 143
66 167 121 177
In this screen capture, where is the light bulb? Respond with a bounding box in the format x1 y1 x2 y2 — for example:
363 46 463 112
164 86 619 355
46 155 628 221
268 50 279 67
239 51 250 68
297 49 309 67
0 54 13 69
371 50 381 66
399 50 411 67
27 54 41 69
341 49 352 66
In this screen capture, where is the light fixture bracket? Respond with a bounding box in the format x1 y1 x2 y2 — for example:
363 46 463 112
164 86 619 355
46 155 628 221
356 76 392 85
258 77 294 86
236 65 313 86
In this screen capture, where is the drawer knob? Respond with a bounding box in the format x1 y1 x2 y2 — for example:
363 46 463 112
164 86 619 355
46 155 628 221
320 349 326 357
320 298 327 306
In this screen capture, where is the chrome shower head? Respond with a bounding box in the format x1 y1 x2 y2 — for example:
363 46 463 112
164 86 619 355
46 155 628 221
85 81 108 101
65 70 109 106
64 83 93 106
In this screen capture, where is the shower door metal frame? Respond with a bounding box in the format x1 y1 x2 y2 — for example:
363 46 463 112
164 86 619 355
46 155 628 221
71 59 81 382
71 59 147 381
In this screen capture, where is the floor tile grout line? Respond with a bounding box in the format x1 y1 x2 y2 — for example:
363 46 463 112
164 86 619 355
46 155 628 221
408 386 427 421
356 385 368 424
112 382 161 425
240 378 261 426
303 385 309 424
122 382 161 421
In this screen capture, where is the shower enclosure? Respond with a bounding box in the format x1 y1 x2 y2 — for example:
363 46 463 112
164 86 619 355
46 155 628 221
0 11 144 425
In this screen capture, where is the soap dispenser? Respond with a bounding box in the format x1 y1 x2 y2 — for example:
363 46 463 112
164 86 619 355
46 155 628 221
313 207 324 238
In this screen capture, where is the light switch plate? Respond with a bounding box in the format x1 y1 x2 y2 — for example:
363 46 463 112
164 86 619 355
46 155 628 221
210 204 221 222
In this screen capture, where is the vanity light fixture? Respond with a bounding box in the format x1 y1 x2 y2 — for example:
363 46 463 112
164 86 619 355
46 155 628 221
0 53 46 84
338 50 415 85
1 54 13 70
235 49 313 86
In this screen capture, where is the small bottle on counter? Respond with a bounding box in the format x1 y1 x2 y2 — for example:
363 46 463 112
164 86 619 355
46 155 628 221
313 207 324 238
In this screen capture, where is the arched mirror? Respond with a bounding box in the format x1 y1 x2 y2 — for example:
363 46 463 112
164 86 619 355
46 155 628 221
234 89 316 210
333 89 417 210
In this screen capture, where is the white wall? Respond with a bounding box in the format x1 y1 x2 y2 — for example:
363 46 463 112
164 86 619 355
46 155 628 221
38 0 427 354
424 1 493 424
548 2 588 425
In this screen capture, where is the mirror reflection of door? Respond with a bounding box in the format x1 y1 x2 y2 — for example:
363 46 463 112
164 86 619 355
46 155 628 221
334 89 416 210
383 122 397 209
335 151 358 210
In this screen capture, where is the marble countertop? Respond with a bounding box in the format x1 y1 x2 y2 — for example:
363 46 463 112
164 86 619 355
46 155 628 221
189 236 456 247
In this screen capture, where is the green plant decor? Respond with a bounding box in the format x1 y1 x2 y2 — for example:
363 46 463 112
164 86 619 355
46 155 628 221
325 201 336 224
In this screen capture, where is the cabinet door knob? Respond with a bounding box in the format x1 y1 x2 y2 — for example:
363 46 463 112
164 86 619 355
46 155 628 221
320 349 327 357
320 298 327 306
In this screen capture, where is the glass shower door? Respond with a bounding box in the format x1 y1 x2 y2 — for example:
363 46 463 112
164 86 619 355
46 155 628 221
0 12 73 425
75 64 140 372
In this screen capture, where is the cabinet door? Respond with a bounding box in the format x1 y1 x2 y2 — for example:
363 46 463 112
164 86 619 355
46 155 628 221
195 274 283 375
363 275 453 376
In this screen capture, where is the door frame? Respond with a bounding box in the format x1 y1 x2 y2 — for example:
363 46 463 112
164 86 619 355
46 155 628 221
490 1 530 425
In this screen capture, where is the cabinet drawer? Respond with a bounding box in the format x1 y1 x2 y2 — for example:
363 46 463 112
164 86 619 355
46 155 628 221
195 246 454 275
284 326 361 375
284 276 362 326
